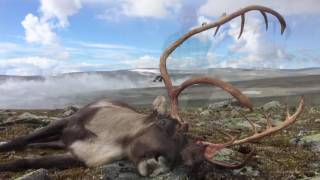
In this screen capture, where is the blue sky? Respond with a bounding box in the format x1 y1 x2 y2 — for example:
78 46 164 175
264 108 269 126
0 0 319 75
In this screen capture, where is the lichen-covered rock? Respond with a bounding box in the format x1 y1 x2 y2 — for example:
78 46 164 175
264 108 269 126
62 106 79 117
101 161 190 180
262 101 281 111
1 112 50 125
15 169 49 180
208 100 240 109
200 110 211 116
233 166 260 177
17 112 47 121
291 133 320 152
222 117 261 130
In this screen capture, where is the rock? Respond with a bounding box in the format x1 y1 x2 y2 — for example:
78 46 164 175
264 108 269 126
233 166 260 177
64 105 79 112
101 161 190 180
17 112 47 121
200 110 210 116
63 106 79 117
309 107 320 114
223 118 261 130
230 109 240 117
262 101 281 111
208 99 240 109
315 119 320 123
15 169 49 180
195 122 206 127
213 148 234 162
209 101 230 109
1 112 50 125
63 110 75 117
256 117 282 127
291 133 320 152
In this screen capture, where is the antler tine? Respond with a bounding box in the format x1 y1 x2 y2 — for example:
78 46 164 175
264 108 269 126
214 12 226 37
199 97 303 169
262 113 273 129
232 97 305 145
159 5 286 125
214 25 220 36
241 113 257 135
260 10 268 31
238 14 245 39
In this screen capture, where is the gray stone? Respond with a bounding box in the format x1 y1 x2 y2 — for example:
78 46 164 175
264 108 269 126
63 110 75 117
15 169 49 180
209 100 230 109
291 133 320 152
101 161 190 180
233 166 260 177
213 148 234 162
208 99 240 109
2 112 50 125
262 101 281 111
63 106 79 117
200 110 210 116
223 118 261 130
18 112 47 120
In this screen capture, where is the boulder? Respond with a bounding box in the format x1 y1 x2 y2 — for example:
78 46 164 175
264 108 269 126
291 133 320 152
63 106 79 117
17 112 47 121
262 101 281 111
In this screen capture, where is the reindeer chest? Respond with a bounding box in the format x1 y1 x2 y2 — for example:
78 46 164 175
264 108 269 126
68 106 150 167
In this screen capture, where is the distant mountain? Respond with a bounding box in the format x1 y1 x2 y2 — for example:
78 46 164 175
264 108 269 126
0 68 319 109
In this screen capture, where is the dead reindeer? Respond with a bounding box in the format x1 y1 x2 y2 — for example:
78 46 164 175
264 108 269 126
0 5 305 177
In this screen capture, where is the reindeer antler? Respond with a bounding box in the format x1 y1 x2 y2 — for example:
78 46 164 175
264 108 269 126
160 5 286 126
200 97 304 168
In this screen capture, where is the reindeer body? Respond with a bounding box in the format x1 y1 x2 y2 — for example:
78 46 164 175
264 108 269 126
0 98 184 176
65 100 150 167
0 5 305 177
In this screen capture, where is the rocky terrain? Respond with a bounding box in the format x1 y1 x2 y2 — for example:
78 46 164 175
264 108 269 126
0 99 319 180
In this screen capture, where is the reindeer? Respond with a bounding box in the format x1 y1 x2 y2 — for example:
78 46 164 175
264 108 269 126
0 5 304 177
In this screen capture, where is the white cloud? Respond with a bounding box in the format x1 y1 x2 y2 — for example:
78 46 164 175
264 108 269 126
217 16 293 69
40 0 82 28
121 55 158 68
199 0 320 17
97 0 182 20
21 0 82 58
121 0 181 18
0 57 117 76
21 14 58 45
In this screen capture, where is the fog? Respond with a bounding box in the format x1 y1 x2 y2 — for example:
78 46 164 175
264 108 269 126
0 72 160 109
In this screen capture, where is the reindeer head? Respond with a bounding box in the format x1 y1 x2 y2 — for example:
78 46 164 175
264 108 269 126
151 5 305 170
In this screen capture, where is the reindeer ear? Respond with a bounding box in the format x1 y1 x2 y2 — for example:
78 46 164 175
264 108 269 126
152 96 167 115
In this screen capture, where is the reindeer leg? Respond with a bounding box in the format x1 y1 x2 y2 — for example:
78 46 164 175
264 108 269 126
0 119 68 152
0 153 83 172
26 140 65 150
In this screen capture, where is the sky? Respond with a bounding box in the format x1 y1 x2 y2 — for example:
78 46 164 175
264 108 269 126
0 0 320 76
